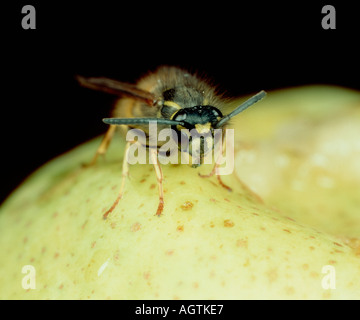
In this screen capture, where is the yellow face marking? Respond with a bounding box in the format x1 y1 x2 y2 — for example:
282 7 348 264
176 124 186 132
195 123 211 134
164 100 182 110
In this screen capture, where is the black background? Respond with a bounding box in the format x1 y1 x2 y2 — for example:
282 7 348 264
1 1 359 203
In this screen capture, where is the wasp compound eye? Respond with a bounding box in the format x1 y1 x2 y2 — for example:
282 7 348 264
173 111 187 122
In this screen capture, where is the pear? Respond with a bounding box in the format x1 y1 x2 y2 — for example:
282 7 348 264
0 86 359 299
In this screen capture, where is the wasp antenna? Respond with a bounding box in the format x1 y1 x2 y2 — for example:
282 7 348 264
102 118 184 126
215 90 266 128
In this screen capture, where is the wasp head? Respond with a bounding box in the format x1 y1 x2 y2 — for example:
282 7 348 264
171 106 223 167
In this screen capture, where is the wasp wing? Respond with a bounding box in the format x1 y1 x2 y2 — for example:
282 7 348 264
76 76 157 106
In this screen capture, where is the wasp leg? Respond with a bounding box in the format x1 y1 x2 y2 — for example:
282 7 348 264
85 125 117 167
199 131 232 192
103 140 132 220
198 163 217 178
215 172 232 192
150 148 164 217
215 130 233 192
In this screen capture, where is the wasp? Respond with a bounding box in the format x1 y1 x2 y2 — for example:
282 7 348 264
77 66 266 219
